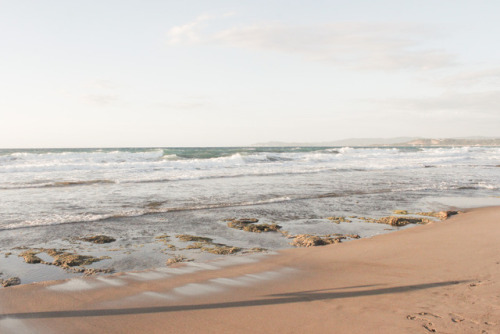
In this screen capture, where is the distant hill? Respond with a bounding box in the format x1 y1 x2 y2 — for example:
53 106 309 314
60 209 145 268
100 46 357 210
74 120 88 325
398 138 500 146
253 137 500 147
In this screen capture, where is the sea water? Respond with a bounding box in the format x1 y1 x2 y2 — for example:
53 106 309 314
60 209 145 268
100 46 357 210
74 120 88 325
0 146 499 281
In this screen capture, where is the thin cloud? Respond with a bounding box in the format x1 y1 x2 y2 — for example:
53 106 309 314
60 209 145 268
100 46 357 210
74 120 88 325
375 90 500 117
82 94 118 106
167 15 210 45
439 67 500 87
167 18 455 70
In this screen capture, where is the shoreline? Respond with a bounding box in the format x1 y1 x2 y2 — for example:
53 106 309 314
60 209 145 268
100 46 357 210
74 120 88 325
0 208 457 286
1 206 499 333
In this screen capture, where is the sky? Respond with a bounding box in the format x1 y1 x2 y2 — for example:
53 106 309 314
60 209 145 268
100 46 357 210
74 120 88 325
1 0 499 147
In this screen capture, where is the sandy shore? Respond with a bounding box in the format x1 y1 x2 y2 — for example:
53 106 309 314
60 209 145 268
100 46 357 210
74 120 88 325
1 206 499 333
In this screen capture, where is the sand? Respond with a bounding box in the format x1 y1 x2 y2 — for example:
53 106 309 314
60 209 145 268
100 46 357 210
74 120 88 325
1 206 499 333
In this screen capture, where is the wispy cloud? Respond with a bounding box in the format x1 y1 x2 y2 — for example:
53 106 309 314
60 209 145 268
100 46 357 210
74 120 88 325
167 14 212 45
439 67 500 87
82 94 118 106
155 95 210 111
167 17 455 71
375 90 500 117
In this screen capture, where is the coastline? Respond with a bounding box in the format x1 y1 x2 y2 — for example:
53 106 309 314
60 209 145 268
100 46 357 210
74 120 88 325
1 206 499 333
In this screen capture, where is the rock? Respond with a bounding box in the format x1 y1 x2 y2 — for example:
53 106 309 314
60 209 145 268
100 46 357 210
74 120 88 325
226 219 281 233
291 234 343 247
1 277 21 287
415 211 459 220
376 216 431 226
175 235 213 243
185 242 204 250
82 268 114 276
80 235 116 244
327 216 352 223
200 245 241 255
244 247 268 253
393 210 409 215
225 218 259 223
19 250 43 264
43 249 105 268
166 256 191 266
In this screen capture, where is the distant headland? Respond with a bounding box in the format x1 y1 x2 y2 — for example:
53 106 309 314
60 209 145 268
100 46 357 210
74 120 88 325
253 137 500 147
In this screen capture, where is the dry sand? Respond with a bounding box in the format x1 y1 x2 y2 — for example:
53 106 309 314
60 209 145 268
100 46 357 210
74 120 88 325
1 206 499 333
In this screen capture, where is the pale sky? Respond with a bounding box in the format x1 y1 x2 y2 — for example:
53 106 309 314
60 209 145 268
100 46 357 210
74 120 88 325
1 0 499 147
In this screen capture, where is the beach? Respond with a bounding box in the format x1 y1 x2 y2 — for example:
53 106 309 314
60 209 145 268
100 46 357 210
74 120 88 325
1 206 499 333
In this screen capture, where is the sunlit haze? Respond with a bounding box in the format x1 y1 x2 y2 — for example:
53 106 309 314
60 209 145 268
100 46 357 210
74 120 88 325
1 0 499 147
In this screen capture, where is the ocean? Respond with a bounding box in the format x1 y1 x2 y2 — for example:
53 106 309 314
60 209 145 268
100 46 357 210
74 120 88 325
1 146 499 282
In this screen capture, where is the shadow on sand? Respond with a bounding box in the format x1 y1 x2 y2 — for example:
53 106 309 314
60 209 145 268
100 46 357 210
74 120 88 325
0 280 467 320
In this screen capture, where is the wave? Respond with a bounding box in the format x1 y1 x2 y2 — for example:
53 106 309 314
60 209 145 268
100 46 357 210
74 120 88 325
0 196 294 231
0 179 116 190
0 188 402 231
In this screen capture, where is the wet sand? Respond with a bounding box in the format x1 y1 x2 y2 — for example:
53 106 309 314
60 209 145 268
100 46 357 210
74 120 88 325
1 206 499 333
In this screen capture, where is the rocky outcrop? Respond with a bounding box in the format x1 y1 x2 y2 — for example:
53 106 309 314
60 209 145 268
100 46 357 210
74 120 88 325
175 235 213 243
166 255 192 266
376 216 431 226
80 235 116 244
415 211 459 220
1 277 21 287
291 234 344 247
327 216 352 223
176 234 242 255
18 248 108 269
200 245 241 255
19 250 43 264
226 218 282 232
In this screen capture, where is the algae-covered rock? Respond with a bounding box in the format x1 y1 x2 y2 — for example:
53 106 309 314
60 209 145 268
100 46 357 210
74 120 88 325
227 219 281 233
51 252 103 267
19 250 43 264
1 277 21 287
200 245 241 255
291 234 343 247
166 256 192 266
415 211 459 220
224 218 259 223
185 242 205 250
82 268 114 276
393 210 409 215
376 216 431 226
80 235 116 244
327 216 352 223
175 235 213 243
243 247 268 254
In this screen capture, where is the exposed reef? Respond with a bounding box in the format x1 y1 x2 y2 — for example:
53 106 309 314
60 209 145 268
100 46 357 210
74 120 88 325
80 235 116 244
226 218 282 233
1 277 21 287
18 248 112 273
